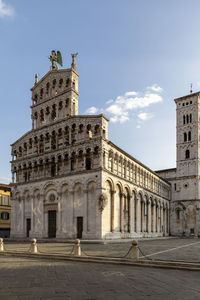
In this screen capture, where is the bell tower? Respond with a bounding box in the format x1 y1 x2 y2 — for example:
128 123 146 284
175 92 199 178
30 52 79 129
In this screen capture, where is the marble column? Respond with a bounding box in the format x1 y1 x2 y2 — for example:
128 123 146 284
111 190 115 232
136 197 141 233
148 200 151 233
130 193 135 233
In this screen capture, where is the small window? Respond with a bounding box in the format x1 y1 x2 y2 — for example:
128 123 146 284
183 115 186 125
59 78 63 88
1 212 9 220
1 196 9 206
183 103 185 106
184 132 187 142
188 131 191 141
190 101 192 104
174 183 176 191
186 102 189 105
176 209 180 220
186 115 189 123
52 79 56 89
86 157 92 170
66 78 69 87
185 149 190 159
190 114 192 123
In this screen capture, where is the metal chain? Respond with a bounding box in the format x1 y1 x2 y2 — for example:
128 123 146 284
138 246 152 260
81 245 133 259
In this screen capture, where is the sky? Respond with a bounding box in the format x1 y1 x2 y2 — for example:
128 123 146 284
1 0 200 184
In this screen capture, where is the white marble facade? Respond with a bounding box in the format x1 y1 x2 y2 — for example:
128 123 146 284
10 54 170 239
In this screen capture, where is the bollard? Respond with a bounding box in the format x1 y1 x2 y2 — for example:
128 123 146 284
0 238 4 252
74 239 81 256
30 238 38 253
130 240 139 260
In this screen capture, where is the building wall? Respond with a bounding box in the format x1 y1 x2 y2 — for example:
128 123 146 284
0 184 11 238
11 171 102 239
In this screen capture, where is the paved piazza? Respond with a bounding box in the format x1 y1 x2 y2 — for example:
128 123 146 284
0 256 200 300
1 238 200 299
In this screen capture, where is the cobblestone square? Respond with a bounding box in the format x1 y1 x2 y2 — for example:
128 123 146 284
0 255 200 300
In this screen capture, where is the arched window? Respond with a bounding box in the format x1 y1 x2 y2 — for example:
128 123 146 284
183 115 186 125
184 132 187 142
59 78 63 88
79 124 84 133
186 114 189 123
190 114 192 123
176 209 180 220
40 88 43 99
52 79 56 89
46 82 50 94
188 131 191 141
86 148 92 170
185 149 190 159
66 78 69 87
58 101 63 110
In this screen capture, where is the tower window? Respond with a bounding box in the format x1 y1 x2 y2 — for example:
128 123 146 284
190 114 192 123
86 157 91 170
183 115 186 125
188 131 191 141
184 132 187 142
174 183 176 191
186 115 189 124
185 149 190 159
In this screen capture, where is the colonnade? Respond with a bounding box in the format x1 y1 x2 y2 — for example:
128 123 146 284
104 180 169 236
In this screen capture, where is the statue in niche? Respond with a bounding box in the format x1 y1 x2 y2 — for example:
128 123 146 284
98 193 108 212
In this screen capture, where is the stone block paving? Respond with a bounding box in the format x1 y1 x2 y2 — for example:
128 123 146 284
1 256 200 299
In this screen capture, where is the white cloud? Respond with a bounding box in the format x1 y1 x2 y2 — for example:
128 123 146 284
147 84 163 93
125 91 138 97
0 0 14 18
85 106 99 114
138 112 153 121
105 90 162 123
85 84 163 125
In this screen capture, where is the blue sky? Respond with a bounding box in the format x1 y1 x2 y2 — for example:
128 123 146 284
1 0 200 183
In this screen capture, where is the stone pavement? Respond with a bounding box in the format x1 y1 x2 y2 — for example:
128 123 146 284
1 256 200 300
3 238 200 262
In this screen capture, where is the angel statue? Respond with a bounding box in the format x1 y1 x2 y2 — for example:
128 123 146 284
71 52 78 70
49 50 63 70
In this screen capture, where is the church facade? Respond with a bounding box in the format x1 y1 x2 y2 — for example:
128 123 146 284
11 52 187 240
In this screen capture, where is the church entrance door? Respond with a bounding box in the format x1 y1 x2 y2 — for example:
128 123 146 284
77 217 83 238
26 218 31 238
48 210 56 238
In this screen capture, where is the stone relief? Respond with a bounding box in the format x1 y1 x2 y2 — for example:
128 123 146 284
98 193 108 212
